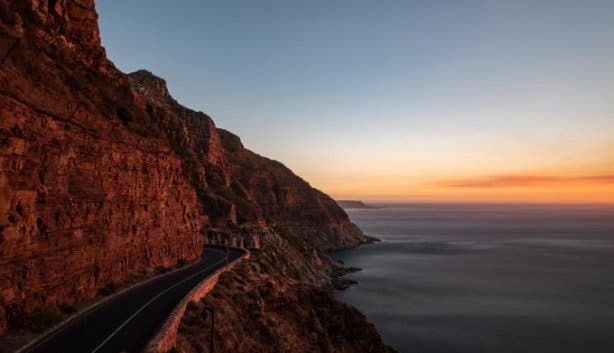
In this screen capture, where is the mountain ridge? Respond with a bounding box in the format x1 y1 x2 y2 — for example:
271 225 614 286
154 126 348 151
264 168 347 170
337 200 374 209
0 1 395 352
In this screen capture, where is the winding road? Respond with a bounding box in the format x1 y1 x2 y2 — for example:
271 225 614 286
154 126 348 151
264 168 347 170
21 246 244 353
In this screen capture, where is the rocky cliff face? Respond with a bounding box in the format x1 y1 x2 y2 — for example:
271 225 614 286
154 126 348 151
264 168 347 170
175 253 396 353
0 1 390 352
127 70 367 252
0 0 206 332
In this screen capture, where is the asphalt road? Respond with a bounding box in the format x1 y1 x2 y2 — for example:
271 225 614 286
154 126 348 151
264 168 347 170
22 246 244 353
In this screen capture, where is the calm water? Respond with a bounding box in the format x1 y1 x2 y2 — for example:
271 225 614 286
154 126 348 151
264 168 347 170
333 204 614 353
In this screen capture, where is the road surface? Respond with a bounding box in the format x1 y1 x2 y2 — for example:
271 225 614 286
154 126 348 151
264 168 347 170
22 246 244 353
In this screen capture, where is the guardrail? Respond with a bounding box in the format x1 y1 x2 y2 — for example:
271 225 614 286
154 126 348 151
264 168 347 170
144 246 250 353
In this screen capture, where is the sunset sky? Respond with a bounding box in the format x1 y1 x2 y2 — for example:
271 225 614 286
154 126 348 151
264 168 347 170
98 1 614 203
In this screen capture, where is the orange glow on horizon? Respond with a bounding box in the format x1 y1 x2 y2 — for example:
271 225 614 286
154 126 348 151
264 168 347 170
287 128 614 205
312 171 614 204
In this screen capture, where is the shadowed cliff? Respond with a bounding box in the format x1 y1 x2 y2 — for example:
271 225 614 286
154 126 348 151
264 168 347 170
0 1 393 352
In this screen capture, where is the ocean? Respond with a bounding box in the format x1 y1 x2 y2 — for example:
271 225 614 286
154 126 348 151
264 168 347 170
332 204 614 353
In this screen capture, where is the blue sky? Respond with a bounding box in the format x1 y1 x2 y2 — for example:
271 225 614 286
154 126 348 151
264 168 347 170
97 1 614 202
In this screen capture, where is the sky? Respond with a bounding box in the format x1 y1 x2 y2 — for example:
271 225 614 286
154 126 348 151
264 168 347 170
97 1 614 203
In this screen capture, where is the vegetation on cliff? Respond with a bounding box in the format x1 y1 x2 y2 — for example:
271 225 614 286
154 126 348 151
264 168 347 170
174 237 396 353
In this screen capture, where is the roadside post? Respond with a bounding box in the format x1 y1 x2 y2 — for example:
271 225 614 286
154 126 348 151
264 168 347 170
202 306 215 352
225 239 229 265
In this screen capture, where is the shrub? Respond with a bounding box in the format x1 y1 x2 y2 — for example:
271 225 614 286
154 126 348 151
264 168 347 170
22 305 63 332
127 120 147 135
155 266 169 275
116 105 153 136
59 303 77 314
177 258 190 268
98 281 120 296
116 106 134 124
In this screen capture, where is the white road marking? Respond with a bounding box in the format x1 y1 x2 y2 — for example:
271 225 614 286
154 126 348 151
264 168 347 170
90 251 229 353
23 247 235 353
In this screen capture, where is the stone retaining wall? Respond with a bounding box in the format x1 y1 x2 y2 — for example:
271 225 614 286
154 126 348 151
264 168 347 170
144 248 250 353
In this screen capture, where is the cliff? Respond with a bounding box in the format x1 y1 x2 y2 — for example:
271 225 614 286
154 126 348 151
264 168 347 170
0 1 393 352
126 70 367 252
175 257 395 353
0 0 207 334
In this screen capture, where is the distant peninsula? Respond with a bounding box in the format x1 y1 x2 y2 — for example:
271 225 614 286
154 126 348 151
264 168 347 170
337 200 374 209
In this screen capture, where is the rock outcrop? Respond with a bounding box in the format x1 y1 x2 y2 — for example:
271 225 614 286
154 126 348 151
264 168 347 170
0 1 392 352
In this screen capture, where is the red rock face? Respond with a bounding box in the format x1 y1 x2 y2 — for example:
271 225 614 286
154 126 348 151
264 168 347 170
0 92 205 305
0 0 205 330
32 0 101 46
128 71 367 251
0 0 367 333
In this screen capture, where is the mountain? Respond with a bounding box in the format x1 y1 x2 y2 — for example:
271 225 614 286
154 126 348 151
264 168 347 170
337 200 374 209
0 1 394 352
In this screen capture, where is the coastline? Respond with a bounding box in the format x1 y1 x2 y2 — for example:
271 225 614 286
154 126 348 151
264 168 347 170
172 233 398 353
328 233 380 290
329 204 614 353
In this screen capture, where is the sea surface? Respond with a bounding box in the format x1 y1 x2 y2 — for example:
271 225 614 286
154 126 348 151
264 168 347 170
333 204 614 353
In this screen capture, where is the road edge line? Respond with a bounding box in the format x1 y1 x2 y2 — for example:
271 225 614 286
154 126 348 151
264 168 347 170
16 249 209 353
144 247 250 353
